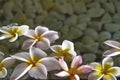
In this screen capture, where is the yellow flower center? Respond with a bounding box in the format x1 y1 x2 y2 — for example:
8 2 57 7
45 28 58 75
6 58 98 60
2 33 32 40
33 35 44 42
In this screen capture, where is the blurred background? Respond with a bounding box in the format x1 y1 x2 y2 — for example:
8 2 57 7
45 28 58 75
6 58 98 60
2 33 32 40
0 0 120 80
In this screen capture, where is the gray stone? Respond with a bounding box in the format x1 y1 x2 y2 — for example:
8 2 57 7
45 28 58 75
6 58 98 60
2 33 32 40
64 15 77 25
87 2 101 8
81 36 95 44
99 31 112 41
113 31 120 41
101 13 112 24
76 23 87 31
112 13 120 24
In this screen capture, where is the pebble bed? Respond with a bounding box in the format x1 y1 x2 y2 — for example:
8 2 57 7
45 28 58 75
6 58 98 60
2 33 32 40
0 0 120 79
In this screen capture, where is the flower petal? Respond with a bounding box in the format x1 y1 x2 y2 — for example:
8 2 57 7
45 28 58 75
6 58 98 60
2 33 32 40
11 52 30 62
36 38 50 50
68 50 77 58
62 40 74 51
23 29 35 38
10 63 32 80
41 57 61 71
71 56 82 69
77 65 92 74
104 40 120 49
22 39 34 50
19 25 29 35
102 57 113 68
103 74 117 80
50 45 62 53
35 26 49 35
43 31 59 42
108 67 120 77
90 62 102 71
88 72 103 80
55 71 69 77
0 67 7 78
74 74 80 80
28 63 47 79
59 58 68 71
9 33 18 42
103 49 120 57
0 34 10 40
1 57 15 68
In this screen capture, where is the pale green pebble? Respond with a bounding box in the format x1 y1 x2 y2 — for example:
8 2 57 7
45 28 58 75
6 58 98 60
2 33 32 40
102 2 115 14
114 1 120 13
60 25 69 35
81 36 95 44
48 11 65 20
97 0 107 3
84 28 99 41
104 23 120 32
87 2 101 8
73 2 87 14
113 31 120 41
78 0 93 3
112 13 120 24
114 57 120 66
12 0 23 12
33 1 43 14
76 23 87 31
35 16 44 25
77 14 91 24
87 7 105 18
64 15 77 26
83 53 96 64
99 31 112 41
25 19 34 28
101 13 112 24
54 0 67 5
0 45 9 54
88 21 102 31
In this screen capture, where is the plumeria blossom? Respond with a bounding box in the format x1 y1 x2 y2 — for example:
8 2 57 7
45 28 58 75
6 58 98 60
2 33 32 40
55 55 92 80
103 40 120 57
50 40 76 61
10 47 60 80
88 57 120 80
0 52 15 78
0 23 29 42
22 26 59 50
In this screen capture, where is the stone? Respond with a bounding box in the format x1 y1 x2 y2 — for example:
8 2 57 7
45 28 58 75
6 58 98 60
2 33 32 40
112 13 120 24
88 21 102 31
84 28 99 41
73 2 87 14
81 36 95 44
113 31 120 41
101 13 112 24
99 31 112 41
35 15 44 25
87 2 101 8
87 7 105 18
76 23 87 31
104 23 120 32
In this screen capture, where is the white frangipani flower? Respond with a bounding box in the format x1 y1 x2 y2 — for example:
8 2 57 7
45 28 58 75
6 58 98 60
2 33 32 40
10 47 60 80
50 40 76 60
0 23 29 42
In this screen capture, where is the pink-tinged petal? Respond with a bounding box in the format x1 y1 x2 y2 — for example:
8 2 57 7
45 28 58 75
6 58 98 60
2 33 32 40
22 39 34 50
41 57 61 71
88 72 103 80
103 49 120 57
43 31 59 42
35 26 49 35
77 65 92 74
90 62 102 71
108 67 120 77
0 67 7 78
9 33 18 42
71 56 82 69
103 74 117 80
11 52 30 62
104 40 120 49
0 34 10 40
50 45 62 53
10 63 32 80
102 57 113 67
28 63 47 79
30 47 47 59
74 74 80 80
59 58 68 71
23 29 35 38
1 57 15 68
55 71 69 77
36 38 50 50
19 25 29 35
62 40 74 50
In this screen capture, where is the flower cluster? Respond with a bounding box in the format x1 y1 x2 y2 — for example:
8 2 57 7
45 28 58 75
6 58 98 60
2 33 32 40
0 23 120 80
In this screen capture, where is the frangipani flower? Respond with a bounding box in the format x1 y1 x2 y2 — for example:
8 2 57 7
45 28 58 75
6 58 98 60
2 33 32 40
10 47 60 80
103 40 120 57
0 52 15 78
0 23 29 42
55 56 92 80
22 26 59 50
50 40 76 61
88 57 120 80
